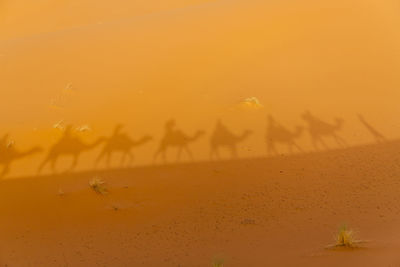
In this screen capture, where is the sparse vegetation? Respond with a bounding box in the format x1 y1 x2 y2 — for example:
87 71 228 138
335 225 355 247
89 177 108 195
57 188 65 196
326 224 368 249
212 259 224 267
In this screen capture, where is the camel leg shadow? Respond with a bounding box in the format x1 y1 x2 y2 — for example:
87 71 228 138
288 142 303 154
333 134 347 148
154 149 167 164
178 145 193 162
38 155 59 175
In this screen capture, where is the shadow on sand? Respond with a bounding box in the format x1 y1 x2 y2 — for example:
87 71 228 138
209 120 252 160
358 114 386 143
265 115 303 156
38 125 106 174
95 124 153 168
0 112 391 179
153 119 205 163
22 138 400 182
302 111 347 151
0 134 42 178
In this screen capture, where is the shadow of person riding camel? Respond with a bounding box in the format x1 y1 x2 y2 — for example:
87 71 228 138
95 124 153 168
0 134 42 178
210 120 252 160
38 125 106 174
154 119 205 163
302 111 347 151
266 115 303 156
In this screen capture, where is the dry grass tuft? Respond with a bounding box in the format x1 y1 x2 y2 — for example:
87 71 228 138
212 259 224 267
57 188 65 196
89 177 108 195
326 225 368 249
335 225 355 247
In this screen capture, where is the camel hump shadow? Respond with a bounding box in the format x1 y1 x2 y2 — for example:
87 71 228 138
0 134 42 178
38 125 106 174
357 114 386 143
95 124 153 168
210 119 252 160
154 119 205 163
302 111 347 150
266 115 303 156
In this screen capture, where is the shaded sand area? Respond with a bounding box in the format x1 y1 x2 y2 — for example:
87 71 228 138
1 140 400 266
2 0 400 176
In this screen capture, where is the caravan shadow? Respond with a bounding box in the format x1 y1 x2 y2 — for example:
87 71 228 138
154 119 205 163
209 120 252 160
95 124 153 168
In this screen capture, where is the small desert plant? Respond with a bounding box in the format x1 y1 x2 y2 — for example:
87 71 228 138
89 177 108 195
212 259 224 267
326 224 368 249
335 225 355 247
57 188 65 196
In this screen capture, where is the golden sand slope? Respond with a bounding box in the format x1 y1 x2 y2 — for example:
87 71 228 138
1 141 400 266
2 1 400 265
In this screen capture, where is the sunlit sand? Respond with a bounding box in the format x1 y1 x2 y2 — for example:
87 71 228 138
1 0 400 266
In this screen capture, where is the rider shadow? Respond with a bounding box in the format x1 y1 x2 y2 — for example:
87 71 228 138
266 115 303 156
209 120 252 160
38 125 106 174
301 111 347 151
95 124 153 168
358 114 386 143
153 119 205 163
0 134 42 178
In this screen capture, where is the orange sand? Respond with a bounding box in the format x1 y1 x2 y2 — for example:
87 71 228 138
2 142 400 266
1 0 400 266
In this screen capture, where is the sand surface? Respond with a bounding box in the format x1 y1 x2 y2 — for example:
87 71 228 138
1 0 400 266
2 141 400 266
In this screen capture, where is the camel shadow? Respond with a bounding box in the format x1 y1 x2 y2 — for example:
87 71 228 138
154 119 205 163
302 111 347 151
95 124 153 168
0 134 42 178
209 120 252 160
38 125 106 174
358 114 386 143
266 115 303 156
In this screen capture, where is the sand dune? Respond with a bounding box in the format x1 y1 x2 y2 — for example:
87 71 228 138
2 0 400 265
1 140 400 266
